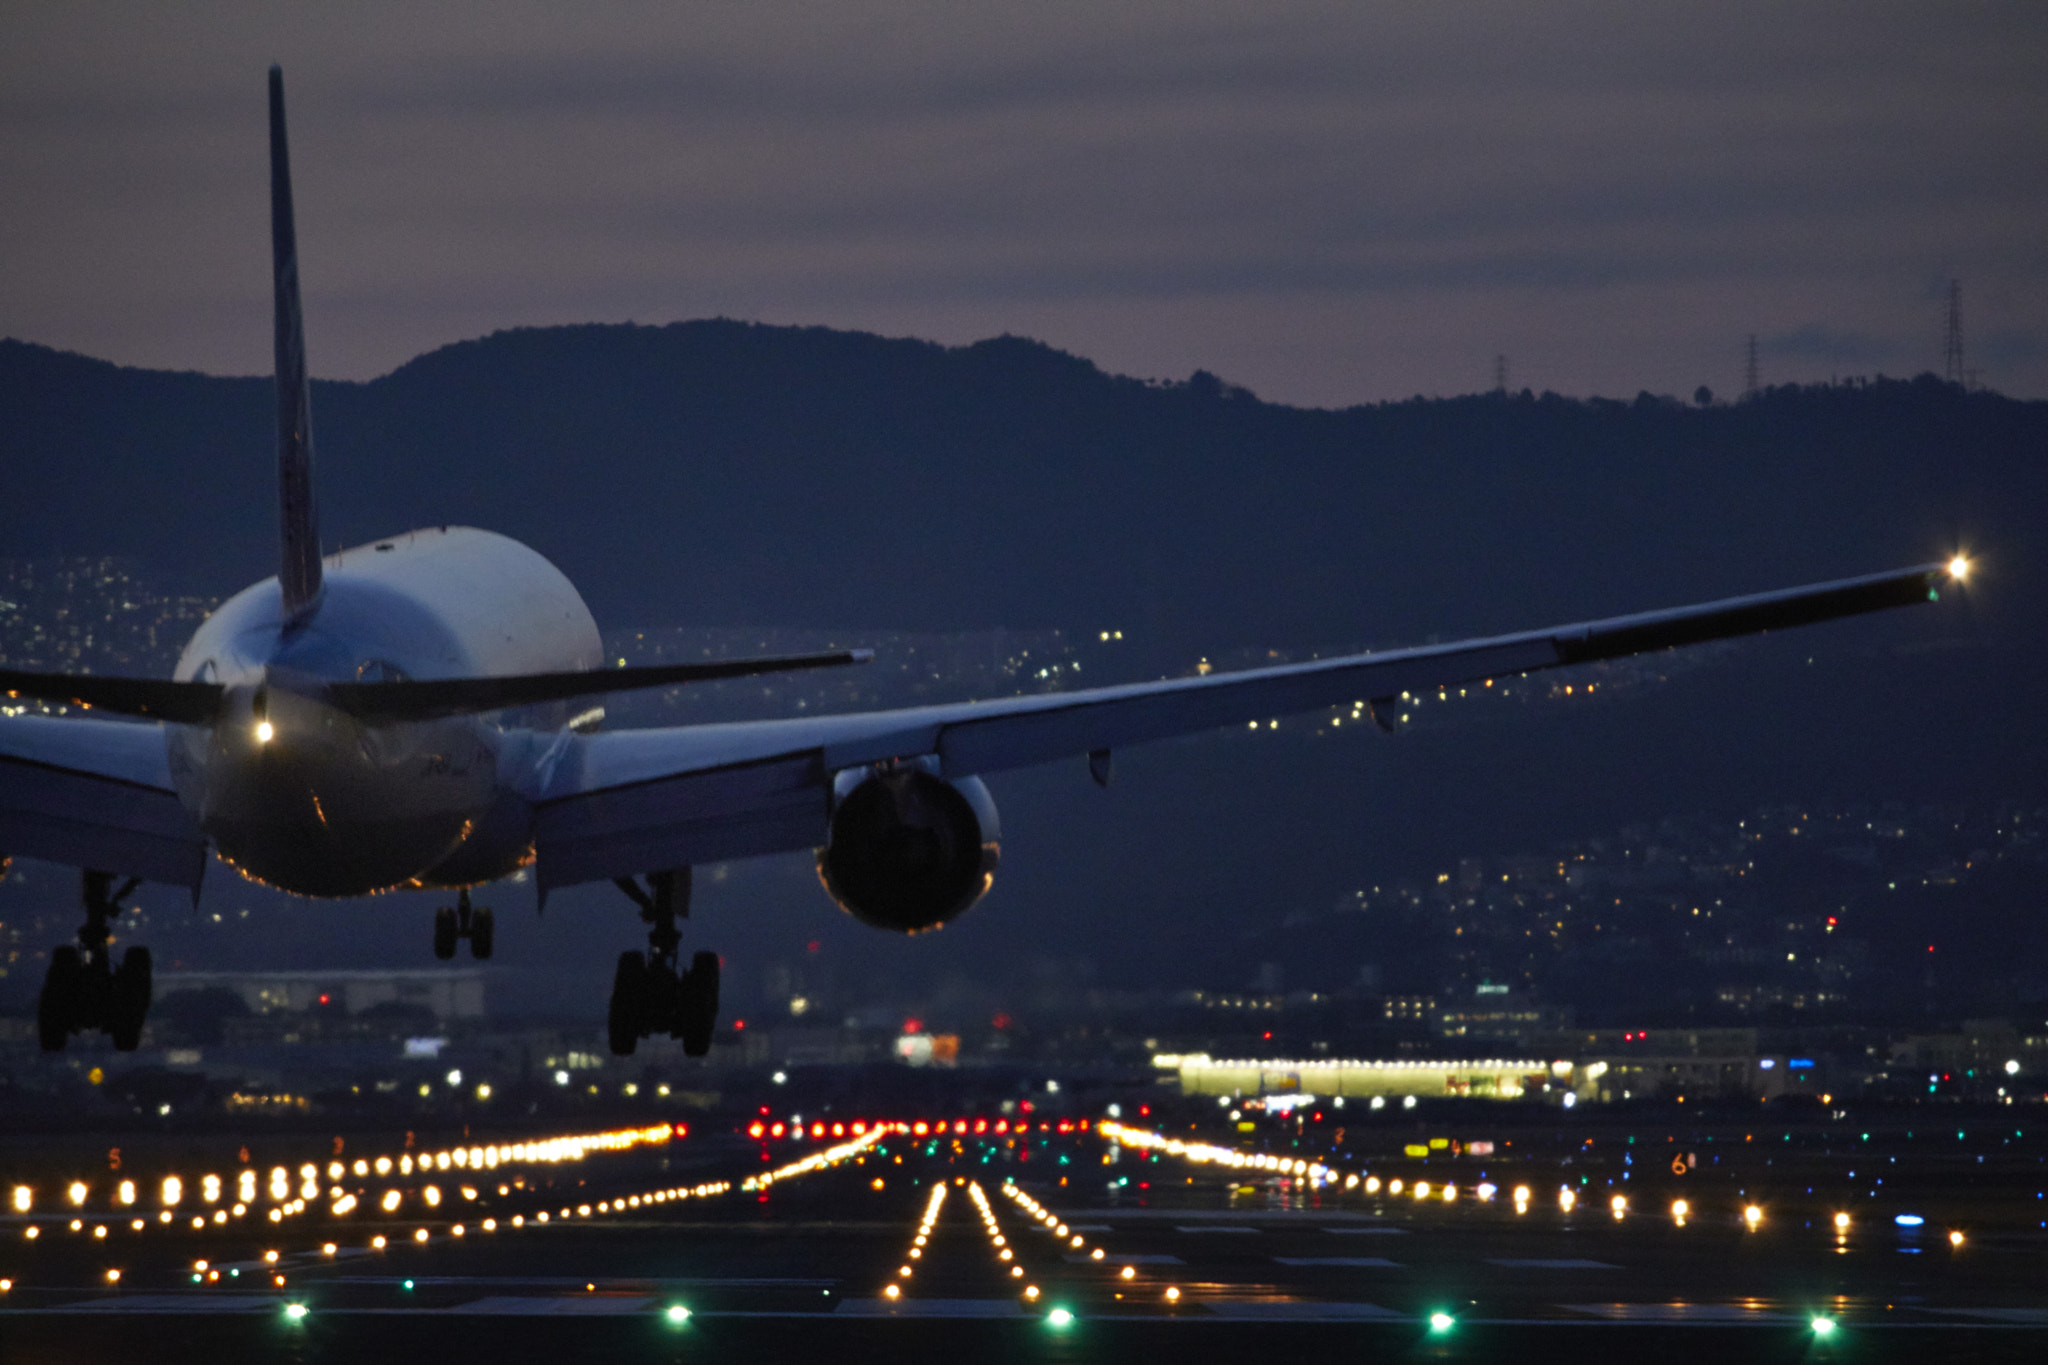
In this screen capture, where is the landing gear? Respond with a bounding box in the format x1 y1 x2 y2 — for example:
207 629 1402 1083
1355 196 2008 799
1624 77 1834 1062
432 888 494 961
37 871 152 1053
605 869 719 1057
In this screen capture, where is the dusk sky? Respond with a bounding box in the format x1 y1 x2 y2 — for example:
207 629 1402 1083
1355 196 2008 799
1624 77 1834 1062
3 2 2043 408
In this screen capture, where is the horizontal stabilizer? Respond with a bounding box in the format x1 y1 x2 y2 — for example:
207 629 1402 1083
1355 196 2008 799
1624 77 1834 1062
327 649 874 722
0 670 222 724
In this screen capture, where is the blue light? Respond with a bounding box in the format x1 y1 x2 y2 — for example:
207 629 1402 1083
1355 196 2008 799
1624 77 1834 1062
1894 1214 1924 1227
1789 1059 1814 1069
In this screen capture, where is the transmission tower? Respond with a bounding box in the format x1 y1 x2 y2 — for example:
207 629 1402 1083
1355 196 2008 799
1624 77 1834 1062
1493 354 1508 394
1743 334 1759 399
1943 279 1965 386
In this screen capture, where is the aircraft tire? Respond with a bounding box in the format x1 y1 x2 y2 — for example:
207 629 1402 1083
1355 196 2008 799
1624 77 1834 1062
678 950 720 1057
432 907 459 960
469 908 494 960
37 945 80 1052
607 951 646 1056
109 946 152 1051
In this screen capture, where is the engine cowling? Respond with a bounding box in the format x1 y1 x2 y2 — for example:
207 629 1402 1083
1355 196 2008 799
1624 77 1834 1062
817 763 999 933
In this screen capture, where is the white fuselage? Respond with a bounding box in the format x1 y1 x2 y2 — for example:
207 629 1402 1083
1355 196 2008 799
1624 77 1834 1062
166 527 601 896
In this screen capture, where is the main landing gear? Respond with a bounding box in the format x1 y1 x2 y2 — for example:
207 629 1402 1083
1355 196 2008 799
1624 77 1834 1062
432 887 494 960
606 868 718 1058
38 870 153 1052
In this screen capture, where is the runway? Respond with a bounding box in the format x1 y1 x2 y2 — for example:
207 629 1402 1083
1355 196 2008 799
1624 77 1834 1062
4 1112 2045 1362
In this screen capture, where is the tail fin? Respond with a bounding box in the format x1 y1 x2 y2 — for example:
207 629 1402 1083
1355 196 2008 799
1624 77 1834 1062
268 66 322 627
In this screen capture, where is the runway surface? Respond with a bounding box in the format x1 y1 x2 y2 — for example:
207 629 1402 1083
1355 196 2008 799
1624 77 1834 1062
3 1112 2045 1362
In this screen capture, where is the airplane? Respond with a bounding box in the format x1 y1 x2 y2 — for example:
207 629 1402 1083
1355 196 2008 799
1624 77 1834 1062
0 69 1970 1058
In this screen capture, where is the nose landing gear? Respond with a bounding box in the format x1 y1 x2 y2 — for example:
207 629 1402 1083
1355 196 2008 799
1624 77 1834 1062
37 871 152 1052
605 868 718 1058
432 887 494 961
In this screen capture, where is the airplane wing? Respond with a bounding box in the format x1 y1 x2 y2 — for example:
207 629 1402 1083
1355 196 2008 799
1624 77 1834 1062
0 714 209 890
529 561 1953 892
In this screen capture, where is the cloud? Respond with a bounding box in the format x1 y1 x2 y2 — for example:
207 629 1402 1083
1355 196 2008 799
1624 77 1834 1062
2 2 2045 403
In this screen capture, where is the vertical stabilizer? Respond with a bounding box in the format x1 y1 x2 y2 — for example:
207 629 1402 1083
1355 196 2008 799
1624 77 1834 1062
269 66 322 626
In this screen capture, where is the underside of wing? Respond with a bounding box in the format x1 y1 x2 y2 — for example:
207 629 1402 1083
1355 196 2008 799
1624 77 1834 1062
527 561 1953 890
0 716 208 890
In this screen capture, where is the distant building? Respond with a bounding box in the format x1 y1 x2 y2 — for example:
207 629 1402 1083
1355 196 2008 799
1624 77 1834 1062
153 969 486 1021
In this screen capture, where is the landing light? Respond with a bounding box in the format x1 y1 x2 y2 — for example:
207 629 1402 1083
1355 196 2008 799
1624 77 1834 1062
1948 555 1971 581
255 721 274 744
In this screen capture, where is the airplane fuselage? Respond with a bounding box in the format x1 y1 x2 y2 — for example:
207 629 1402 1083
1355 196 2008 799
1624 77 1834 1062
166 527 601 896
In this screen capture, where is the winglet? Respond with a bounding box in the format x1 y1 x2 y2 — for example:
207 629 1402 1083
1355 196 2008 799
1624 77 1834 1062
269 66 323 628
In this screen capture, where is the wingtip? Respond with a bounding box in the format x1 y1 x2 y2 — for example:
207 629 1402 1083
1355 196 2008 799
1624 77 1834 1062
850 648 876 664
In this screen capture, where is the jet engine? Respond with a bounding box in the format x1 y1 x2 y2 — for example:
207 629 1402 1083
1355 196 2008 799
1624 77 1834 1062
817 762 999 933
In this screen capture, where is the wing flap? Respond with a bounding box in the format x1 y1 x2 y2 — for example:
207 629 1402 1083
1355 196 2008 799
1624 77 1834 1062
0 717 207 888
535 752 827 890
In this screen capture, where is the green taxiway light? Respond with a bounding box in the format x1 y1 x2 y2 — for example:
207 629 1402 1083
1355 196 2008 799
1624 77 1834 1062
283 1303 308 1322
1812 1316 1837 1337
666 1305 692 1323
1429 1311 1457 1333
1046 1307 1075 1328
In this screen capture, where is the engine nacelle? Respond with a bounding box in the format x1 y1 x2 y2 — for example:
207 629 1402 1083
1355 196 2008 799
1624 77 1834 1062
817 762 1000 933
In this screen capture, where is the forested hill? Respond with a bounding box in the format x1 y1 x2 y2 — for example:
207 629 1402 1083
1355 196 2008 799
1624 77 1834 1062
2 321 2040 667
5 321 2046 1005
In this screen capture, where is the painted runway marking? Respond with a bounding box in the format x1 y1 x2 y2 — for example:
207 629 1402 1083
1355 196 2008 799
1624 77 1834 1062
53 1296 279 1314
1200 1301 1406 1321
1322 1226 1409 1235
1562 1304 1799 1323
448 1296 654 1315
1064 1253 1185 1265
835 1298 1028 1317
1176 1225 1258 1234
1918 1308 2048 1324
1488 1259 1623 1270
1273 1257 1402 1268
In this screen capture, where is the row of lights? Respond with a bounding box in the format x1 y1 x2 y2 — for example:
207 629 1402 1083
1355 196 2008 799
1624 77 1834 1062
1103 1122 1976 1243
8 1124 679 1218
743 1129 886 1191
748 1117 1091 1141
7 1122 895 1308
1004 1184 1176 1306
883 1181 948 1301
965 1180 1033 1288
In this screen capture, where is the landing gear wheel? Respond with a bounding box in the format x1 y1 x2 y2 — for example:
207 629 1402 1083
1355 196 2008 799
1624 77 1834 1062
469 907 494 960
677 950 720 1057
608 951 646 1056
432 906 459 960
109 946 152 1052
38 945 80 1052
